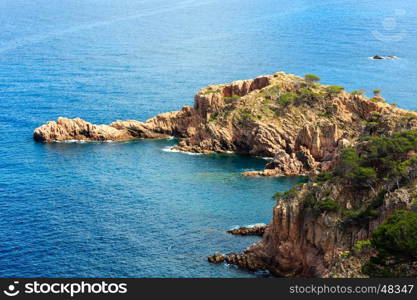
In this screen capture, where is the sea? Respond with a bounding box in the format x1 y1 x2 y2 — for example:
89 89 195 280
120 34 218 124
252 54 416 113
0 0 416 277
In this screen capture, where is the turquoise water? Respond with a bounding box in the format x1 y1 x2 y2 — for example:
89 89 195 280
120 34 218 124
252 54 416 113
0 0 417 277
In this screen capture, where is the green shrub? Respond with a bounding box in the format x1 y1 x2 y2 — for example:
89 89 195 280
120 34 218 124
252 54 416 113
365 113 382 130
318 111 333 119
371 189 387 208
342 190 386 228
403 112 417 120
236 108 255 125
371 210 417 260
224 95 240 103
303 194 339 216
340 251 350 258
203 89 220 95
303 192 316 207
353 240 372 254
363 211 417 277
369 112 381 122
278 92 297 107
259 86 280 99
272 192 284 200
325 85 344 97
317 198 339 212
362 259 401 277
304 74 321 83
370 97 385 103
335 131 417 189
351 89 366 96
364 131 417 180
316 171 333 183
298 88 323 103
335 148 377 188
355 167 377 185
335 147 361 175
283 187 299 198
262 99 271 105
365 121 378 127
209 112 219 122
343 207 379 227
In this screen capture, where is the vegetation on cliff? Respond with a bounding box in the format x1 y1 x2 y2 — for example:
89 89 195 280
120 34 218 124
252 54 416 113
213 100 417 277
336 130 417 188
266 129 417 277
363 210 417 277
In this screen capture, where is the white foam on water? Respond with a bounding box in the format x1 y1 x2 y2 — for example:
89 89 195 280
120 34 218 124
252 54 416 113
162 146 202 155
53 139 120 144
229 223 266 230
245 223 267 228
54 139 86 143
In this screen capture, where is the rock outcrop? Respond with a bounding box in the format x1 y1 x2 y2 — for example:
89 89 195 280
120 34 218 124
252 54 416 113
371 55 398 60
207 253 225 264
34 72 417 177
33 117 169 142
227 224 267 236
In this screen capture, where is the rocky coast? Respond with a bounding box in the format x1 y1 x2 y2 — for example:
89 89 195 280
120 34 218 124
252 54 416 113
34 72 417 277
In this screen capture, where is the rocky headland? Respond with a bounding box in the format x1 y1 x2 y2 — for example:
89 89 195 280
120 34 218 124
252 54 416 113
34 72 417 177
34 72 417 277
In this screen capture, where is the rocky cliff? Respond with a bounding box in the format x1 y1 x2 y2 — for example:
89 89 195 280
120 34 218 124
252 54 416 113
219 129 417 277
33 72 417 177
224 182 416 277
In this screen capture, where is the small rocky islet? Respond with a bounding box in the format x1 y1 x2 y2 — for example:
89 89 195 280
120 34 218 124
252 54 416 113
34 72 417 277
371 55 398 60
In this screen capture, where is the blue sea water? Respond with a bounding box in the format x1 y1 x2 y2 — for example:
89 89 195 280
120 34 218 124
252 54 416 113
0 0 417 277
